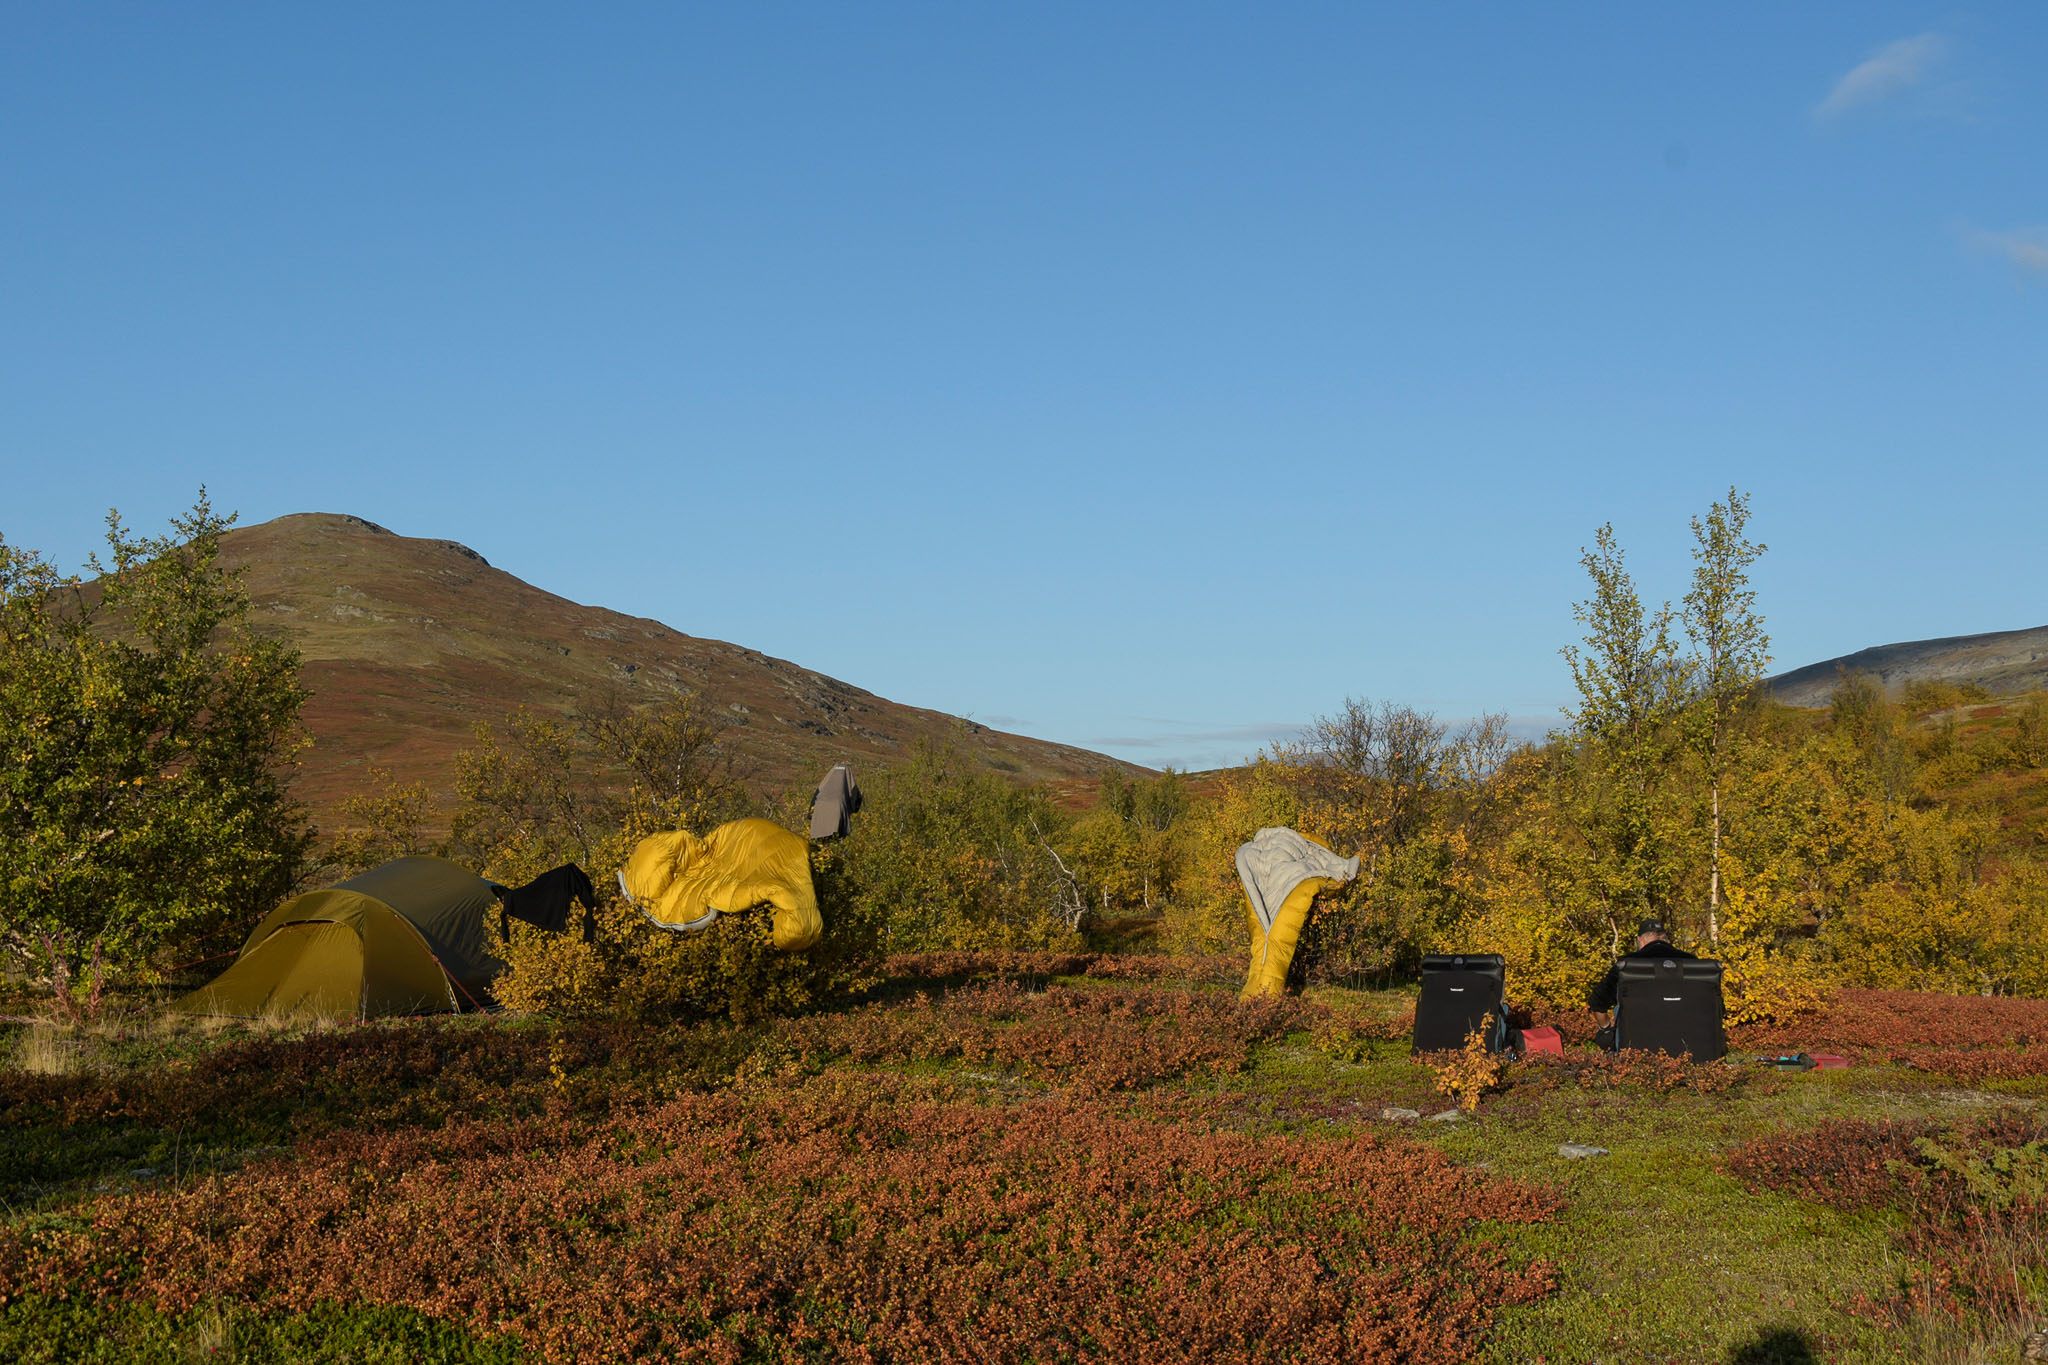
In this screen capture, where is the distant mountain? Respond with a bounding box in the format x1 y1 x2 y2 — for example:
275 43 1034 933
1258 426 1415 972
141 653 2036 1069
220 514 1127 830
1769 624 2048 709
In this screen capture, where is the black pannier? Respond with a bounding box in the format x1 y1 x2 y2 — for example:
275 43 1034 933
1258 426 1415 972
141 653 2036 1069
1413 953 1510 1053
1614 957 1726 1061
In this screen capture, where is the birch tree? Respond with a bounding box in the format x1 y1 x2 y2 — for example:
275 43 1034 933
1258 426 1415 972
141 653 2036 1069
1681 488 1769 942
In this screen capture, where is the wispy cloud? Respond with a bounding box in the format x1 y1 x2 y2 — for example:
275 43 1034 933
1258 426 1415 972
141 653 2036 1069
1816 34 1947 121
1969 226 2048 276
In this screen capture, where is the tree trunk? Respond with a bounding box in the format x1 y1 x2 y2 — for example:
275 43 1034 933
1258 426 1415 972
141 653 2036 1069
1708 778 1721 943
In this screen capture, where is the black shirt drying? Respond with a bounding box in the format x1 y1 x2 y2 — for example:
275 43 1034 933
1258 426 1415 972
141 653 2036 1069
495 863 599 943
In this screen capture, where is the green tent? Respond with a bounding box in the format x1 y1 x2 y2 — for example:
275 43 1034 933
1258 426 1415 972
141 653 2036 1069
173 857 507 1023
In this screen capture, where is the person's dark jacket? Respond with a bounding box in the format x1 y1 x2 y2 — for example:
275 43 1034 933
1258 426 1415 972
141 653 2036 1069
1587 938 1698 1013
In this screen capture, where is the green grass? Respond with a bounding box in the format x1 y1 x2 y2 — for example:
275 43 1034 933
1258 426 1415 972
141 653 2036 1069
0 1295 521 1364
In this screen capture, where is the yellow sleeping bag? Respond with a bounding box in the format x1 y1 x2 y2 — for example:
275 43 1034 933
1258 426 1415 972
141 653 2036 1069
1241 876 1349 999
1236 827 1361 999
618 818 822 952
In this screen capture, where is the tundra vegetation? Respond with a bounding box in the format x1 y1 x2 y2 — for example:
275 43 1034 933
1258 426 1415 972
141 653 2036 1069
5 492 2048 1362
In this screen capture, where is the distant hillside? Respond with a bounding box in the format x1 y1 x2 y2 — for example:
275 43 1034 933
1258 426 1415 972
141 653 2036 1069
220 514 1130 830
1770 624 2048 709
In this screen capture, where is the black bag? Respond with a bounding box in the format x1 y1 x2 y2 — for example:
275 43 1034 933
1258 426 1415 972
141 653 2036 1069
1614 957 1726 1062
1412 953 1509 1053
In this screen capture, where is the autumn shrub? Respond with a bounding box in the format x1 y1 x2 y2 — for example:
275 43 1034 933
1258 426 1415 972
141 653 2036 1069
1886 1046 2048 1082
829 740 1089 952
1729 989 2048 1062
490 833 887 1024
881 948 1239 985
1727 1112 2048 1325
0 1017 766 1199
0 1074 1561 1364
1429 1019 1506 1112
781 980 1304 1092
1555 1047 1749 1095
1306 1002 1414 1063
447 700 890 1025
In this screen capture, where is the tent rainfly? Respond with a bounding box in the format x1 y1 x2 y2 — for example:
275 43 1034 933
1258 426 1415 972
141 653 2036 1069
173 857 507 1023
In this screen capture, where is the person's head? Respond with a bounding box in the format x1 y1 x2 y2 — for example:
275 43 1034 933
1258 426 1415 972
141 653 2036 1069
1635 917 1669 949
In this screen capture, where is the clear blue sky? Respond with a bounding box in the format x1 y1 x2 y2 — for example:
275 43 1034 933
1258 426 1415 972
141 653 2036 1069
4 5 2044 770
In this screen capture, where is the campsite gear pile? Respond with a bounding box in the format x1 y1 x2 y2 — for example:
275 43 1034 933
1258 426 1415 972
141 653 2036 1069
1231 827 1733 1062
1231 831 1750 1064
1234 827 1361 999
1406 950 1730 1062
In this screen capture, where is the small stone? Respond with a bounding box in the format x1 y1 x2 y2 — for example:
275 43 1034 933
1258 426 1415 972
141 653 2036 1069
2020 1326 2048 1360
1558 1143 1609 1159
1379 1107 1421 1121
129 1166 157 1179
1427 1109 1463 1123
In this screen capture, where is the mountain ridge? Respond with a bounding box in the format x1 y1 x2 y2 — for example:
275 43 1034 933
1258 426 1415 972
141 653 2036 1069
220 513 1129 830
1769 623 2048 708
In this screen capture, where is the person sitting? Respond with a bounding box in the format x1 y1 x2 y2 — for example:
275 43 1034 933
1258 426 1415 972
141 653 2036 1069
1587 917 1696 1014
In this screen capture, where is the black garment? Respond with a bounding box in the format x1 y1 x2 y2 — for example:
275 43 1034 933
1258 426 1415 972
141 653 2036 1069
493 864 599 944
1587 938 1697 1013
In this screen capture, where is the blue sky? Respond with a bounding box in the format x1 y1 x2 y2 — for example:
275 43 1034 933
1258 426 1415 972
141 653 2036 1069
3 4 2044 770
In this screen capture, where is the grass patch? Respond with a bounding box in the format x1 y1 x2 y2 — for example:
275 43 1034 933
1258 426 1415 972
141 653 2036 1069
0 1294 521 1364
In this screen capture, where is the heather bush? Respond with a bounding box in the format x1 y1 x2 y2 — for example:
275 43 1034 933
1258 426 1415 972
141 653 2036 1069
881 948 1239 985
781 980 1305 1092
1551 1047 1750 1095
1729 989 2048 1062
0 1018 764 1200
0 1074 1561 1364
1521 1003 1606 1046
1727 1112 2048 1324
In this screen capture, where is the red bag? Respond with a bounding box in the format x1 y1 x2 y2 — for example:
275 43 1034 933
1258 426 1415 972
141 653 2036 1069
1810 1053 1849 1070
1519 1025 1563 1058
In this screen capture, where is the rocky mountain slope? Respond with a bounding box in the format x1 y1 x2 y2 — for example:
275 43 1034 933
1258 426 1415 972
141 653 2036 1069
220 514 1124 829
1770 624 2048 708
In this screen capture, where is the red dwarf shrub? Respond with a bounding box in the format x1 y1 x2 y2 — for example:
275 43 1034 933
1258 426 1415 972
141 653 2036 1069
782 980 1306 1091
1730 990 2048 1061
0 1074 1561 1364
1498 1048 1751 1097
1726 1111 2048 1324
883 950 1240 985
1725 1117 1942 1211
